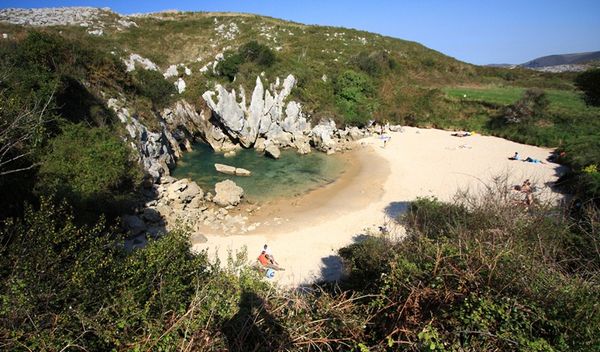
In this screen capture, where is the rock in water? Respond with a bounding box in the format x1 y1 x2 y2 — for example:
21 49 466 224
265 143 281 159
235 168 252 176
215 163 237 175
213 180 244 207
215 163 252 176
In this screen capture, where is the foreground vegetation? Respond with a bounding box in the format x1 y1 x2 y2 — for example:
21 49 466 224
0 10 599 351
2 189 598 351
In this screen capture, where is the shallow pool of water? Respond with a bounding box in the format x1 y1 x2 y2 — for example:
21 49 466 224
171 143 347 201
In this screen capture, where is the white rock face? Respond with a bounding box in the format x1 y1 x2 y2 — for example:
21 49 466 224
310 119 337 152
123 53 159 72
175 78 186 94
107 98 176 180
88 29 103 36
164 65 179 78
202 74 310 151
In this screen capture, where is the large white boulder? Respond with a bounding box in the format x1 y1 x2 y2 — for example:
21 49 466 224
213 180 244 207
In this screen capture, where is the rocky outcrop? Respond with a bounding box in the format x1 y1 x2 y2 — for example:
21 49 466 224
202 74 311 153
213 179 244 207
108 98 177 181
123 53 159 72
310 119 337 152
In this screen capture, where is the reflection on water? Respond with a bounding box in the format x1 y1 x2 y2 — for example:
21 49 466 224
171 143 346 201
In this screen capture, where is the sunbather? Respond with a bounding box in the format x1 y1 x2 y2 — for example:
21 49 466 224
451 131 471 137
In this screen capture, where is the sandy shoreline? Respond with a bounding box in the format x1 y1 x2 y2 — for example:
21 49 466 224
192 127 566 287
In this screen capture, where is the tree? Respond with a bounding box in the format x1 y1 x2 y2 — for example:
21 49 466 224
0 86 54 177
575 68 600 106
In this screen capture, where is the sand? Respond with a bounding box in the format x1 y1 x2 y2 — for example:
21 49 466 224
192 127 567 287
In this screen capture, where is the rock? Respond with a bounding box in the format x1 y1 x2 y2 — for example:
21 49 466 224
155 205 173 218
180 181 203 202
188 196 204 209
311 119 337 152
122 215 146 235
254 137 266 152
389 125 403 132
175 78 186 94
224 151 236 158
213 180 244 207
159 175 177 185
167 179 188 200
164 64 179 78
293 133 311 154
348 126 364 141
265 143 281 159
123 53 159 72
235 168 252 177
202 74 311 152
215 163 237 175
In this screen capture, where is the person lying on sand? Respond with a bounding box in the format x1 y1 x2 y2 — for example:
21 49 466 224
257 248 285 271
451 131 471 137
523 157 545 164
509 152 521 160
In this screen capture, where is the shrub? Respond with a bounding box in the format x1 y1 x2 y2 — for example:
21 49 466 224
353 50 397 76
337 190 600 350
239 40 276 67
216 41 276 82
131 68 176 109
37 123 140 214
215 51 243 81
574 68 600 106
333 70 377 126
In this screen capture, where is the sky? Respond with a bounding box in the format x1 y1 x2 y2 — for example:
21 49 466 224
2 0 599 65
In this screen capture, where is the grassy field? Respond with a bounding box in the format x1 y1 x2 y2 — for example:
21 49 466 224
444 86 592 112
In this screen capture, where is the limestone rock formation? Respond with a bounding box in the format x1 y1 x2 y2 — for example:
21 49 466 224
202 74 310 152
213 179 244 207
310 119 337 152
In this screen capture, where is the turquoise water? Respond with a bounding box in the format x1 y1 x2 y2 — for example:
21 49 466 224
172 143 347 201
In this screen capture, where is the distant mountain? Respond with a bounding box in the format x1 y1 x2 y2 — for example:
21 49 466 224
521 51 600 68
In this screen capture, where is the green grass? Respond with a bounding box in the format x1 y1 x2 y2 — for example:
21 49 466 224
444 86 594 113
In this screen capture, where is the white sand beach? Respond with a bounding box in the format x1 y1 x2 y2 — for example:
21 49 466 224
192 127 566 287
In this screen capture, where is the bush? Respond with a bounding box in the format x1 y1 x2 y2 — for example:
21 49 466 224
215 51 244 81
353 50 397 76
37 123 140 215
337 191 600 350
239 40 276 67
131 68 176 109
574 68 600 106
216 41 276 82
333 70 377 126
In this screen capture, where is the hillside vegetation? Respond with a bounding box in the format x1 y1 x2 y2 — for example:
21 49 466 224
0 8 599 351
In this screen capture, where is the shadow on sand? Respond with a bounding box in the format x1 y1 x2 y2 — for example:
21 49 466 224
317 201 412 286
